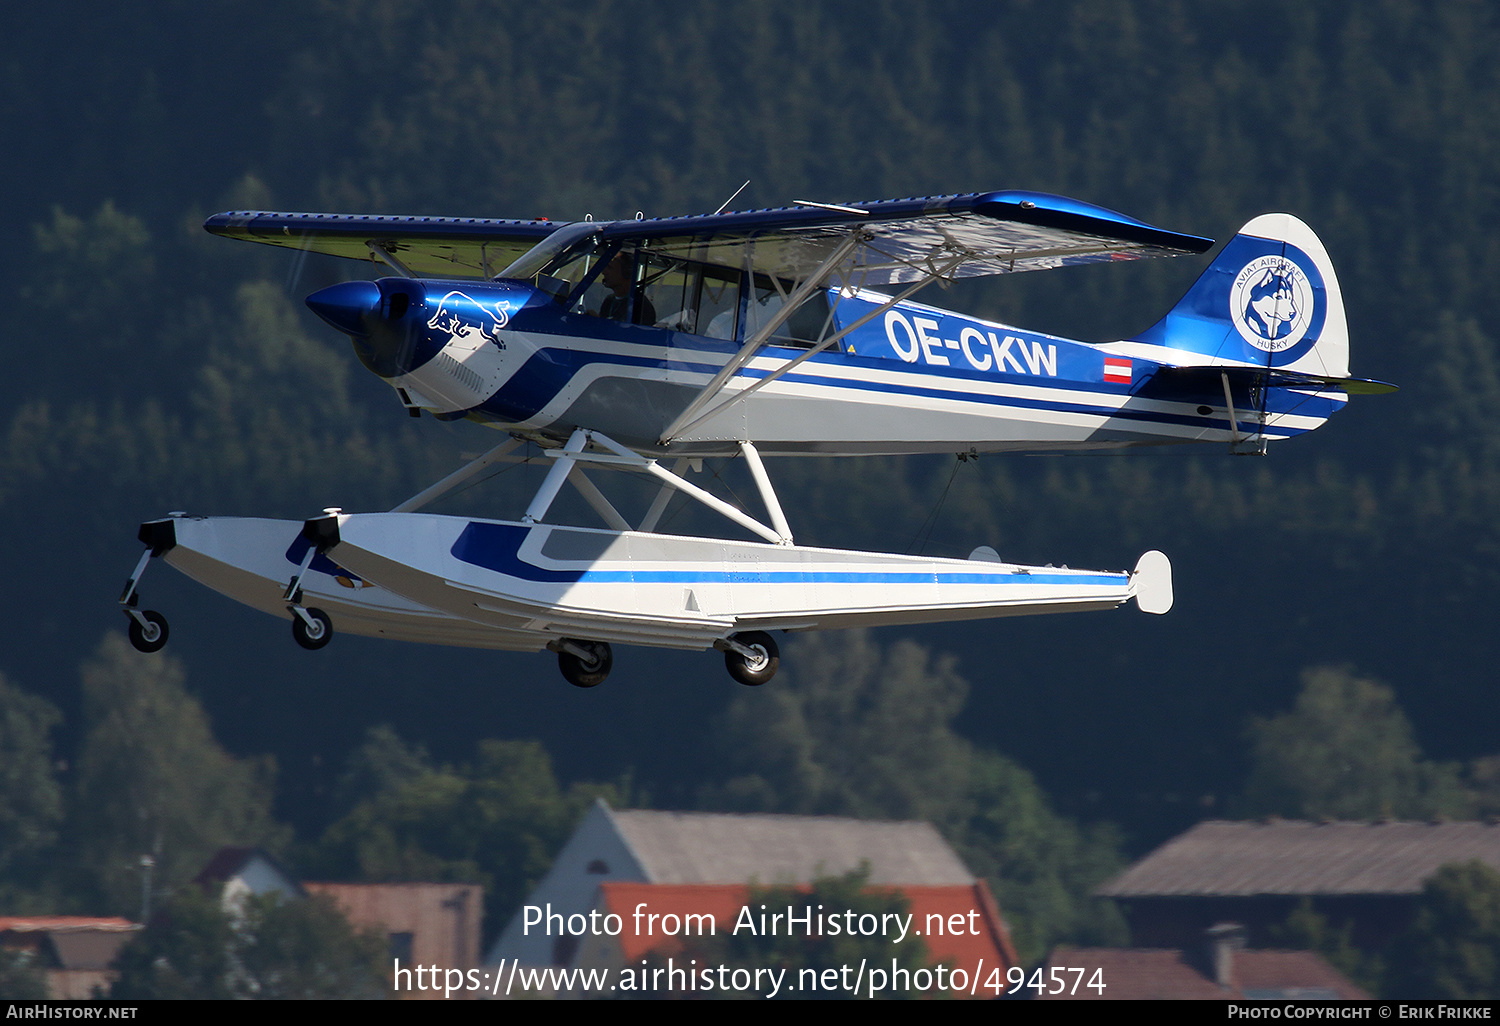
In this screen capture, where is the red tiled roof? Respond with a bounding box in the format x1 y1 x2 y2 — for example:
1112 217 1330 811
1039 946 1367 1000
597 880 1016 990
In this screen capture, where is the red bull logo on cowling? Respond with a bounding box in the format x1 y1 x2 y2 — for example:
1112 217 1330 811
427 291 509 348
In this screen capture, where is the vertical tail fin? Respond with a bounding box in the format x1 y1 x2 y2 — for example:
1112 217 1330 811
1132 213 1349 379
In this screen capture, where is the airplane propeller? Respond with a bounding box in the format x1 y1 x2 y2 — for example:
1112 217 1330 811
305 280 382 337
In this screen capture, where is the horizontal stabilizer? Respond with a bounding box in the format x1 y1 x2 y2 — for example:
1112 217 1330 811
1132 550 1173 615
1153 364 1398 396
1265 371 1398 395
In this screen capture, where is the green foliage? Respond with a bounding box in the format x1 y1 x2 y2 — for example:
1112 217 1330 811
1385 861 1500 999
0 672 63 895
23 202 155 337
310 728 625 946
1240 666 1471 821
111 889 386 1000
709 630 972 823
956 750 1128 966
0 948 49 1000
70 634 287 915
1269 899 1384 996
1465 756 1500 819
332 723 432 810
234 893 388 999
110 888 238 999
705 629 1125 966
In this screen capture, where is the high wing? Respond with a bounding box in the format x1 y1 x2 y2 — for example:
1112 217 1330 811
210 192 1215 444
202 210 561 278
204 190 1212 285
592 191 1213 286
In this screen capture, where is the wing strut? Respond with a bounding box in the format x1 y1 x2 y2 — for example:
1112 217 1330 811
388 431 794 543
565 465 632 531
658 230 869 443
391 437 525 512
739 440 792 544
638 458 693 532
367 241 416 278
517 430 789 545
661 251 968 443
1220 371 1268 455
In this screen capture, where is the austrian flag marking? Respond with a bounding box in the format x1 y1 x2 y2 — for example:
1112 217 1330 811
1103 357 1132 383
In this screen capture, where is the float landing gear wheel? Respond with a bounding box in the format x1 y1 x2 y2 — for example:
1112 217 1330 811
291 607 333 650
555 639 613 688
126 610 169 653
722 631 779 686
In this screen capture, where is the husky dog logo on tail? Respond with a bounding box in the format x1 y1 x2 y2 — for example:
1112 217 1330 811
1130 213 1345 376
1230 256 1314 351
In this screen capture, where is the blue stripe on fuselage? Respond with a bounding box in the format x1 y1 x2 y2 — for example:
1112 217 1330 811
469 295 1340 433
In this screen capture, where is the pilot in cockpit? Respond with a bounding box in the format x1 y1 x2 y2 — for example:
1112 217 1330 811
596 252 657 325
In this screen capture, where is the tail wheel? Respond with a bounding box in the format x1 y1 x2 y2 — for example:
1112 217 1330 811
292 608 333 650
127 610 170 653
724 631 779 686
558 640 612 688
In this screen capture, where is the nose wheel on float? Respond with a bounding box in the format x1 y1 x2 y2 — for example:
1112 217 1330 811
120 530 171 653
290 606 334 650
124 603 170 654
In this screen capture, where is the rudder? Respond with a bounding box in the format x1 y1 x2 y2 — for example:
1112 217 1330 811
1132 214 1349 379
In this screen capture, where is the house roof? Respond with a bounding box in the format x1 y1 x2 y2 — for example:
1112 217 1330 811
193 846 305 897
0 918 142 973
1040 946 1367 1000
1098 820 1500 898
597 880 1016 985
0 917 138 934
605 808 974 886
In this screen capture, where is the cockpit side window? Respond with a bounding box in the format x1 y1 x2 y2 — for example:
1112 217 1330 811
530 241 829 345
639 252 698 331
746 273 831 348
635 251 744 339
696 265 741 340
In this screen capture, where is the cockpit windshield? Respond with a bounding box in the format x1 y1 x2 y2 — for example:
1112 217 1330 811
518 232 831 346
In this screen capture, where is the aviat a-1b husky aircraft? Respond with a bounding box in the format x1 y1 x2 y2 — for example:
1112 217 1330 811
118 191 1393 687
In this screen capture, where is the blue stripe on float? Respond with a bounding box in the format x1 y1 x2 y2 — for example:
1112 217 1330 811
449 523 1127 587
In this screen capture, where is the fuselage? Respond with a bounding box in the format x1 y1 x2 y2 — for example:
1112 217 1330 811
310 275 1347 457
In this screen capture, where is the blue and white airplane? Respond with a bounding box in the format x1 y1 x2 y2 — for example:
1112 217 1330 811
119 191 1392 686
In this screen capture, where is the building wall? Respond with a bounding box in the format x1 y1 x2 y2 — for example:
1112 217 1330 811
306 881 483 994
1120 895 1415 951
488 801 648 967
47 969 115 1001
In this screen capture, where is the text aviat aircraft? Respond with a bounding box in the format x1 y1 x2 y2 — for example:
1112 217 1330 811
120 191 1392 686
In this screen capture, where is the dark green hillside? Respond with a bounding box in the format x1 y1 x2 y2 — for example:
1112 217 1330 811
3 3 1498 945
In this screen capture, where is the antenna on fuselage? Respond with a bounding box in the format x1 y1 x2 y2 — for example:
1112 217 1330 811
713 180 751 215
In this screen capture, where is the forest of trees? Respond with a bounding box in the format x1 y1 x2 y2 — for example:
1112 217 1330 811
4 0 1500 998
